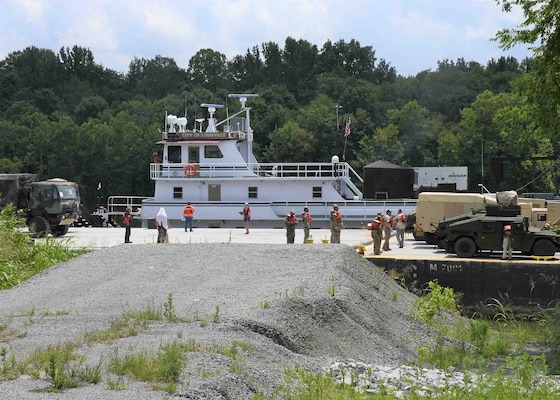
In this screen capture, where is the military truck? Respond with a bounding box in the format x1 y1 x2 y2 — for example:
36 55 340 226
432 210 486 249
444 206 560 258
0 174 80 237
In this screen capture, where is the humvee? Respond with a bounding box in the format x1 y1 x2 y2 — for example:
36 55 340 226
444 214 560 258
433 210 485 249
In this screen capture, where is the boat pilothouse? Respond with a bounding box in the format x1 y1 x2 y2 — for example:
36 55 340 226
140 94 416 228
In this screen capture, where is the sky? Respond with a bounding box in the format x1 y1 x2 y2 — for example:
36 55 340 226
0 0 533 77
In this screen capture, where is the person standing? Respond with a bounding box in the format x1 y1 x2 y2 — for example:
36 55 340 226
301 207 312 243
183 202 195 232
242 202 251 234
394 209 407 248
155 207 170 243
285 210 297 244
330 204 343 244
502 224 513 260
371 213 384 255
122 206 133 243
382 210 393 251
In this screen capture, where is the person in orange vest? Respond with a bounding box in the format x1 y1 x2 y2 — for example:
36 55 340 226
371 213 384 255
382 209 393 251
183 202 195 232
122 206 133 243
502 224 513 260
330 204 343 243
285 210 297 243
301 207 312 243
242 203 251 234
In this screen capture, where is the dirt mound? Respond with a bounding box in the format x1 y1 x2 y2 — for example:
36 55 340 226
0 244 434 399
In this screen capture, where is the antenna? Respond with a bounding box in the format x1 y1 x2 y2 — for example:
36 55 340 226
200 103 224 132
228 93 258 108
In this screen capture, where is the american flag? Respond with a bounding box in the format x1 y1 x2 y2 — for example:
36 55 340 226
344 115 351 137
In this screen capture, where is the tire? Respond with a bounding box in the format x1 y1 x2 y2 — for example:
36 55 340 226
454 237 477 258
532 239 556 257
52 225 69 237
28 216 51 238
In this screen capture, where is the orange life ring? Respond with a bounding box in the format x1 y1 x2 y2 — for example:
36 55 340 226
184 164 197 177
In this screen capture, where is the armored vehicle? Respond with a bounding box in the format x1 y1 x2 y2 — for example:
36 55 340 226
433 210 485 249
444 212 560 258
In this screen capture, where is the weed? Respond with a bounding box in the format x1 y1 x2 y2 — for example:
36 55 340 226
260 300 270 309
163 293 180 322
414 280 458 325
326 275 338 297
212 305 220 323
109 341 186 392
391 290 398 301
107 376 128 390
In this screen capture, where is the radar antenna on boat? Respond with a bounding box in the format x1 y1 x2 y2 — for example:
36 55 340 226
200 103 223 133
228 93 258 109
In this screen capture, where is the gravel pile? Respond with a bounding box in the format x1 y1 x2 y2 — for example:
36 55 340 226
0 243 440 399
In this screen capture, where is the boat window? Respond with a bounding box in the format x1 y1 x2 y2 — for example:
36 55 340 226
189 146 199 163
168 146 181 163
173 187 183 199
312 186 322 198
204 145 223 159
248 186 258 198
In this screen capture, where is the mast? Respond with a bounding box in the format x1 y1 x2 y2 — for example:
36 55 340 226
228 94 258 167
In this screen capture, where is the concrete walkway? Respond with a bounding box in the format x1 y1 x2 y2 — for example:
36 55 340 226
56 226 376 249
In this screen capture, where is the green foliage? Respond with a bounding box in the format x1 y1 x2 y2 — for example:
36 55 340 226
0 206 87 290
414 280 459 324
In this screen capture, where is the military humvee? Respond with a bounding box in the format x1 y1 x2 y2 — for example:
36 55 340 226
433 210 486 249
444 212 560 258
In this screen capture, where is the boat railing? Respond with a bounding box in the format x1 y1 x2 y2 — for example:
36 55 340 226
150 162 359 180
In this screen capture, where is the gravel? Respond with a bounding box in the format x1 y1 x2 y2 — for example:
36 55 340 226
0 243 438 399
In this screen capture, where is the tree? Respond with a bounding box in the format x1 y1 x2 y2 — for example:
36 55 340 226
128 56 187 98
187 49 228 91
494 0 559 131
265 121 316 162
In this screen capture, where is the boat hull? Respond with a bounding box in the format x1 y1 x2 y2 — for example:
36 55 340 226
139 199 417 229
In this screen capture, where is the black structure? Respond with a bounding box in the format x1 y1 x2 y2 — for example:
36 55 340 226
362 160 414 199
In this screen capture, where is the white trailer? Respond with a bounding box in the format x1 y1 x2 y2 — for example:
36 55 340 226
414 166 468 192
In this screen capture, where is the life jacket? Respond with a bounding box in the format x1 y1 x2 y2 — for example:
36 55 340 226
371 218 382 229
330 210 342 222
286 214 297 225
400 214 407 223
183 205 195 217
301 212 312 223
243 207 251 218
122 213 131 226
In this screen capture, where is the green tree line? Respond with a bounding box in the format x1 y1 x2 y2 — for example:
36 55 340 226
0 29 558 209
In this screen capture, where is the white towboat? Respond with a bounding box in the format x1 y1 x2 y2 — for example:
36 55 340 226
138 94 416 228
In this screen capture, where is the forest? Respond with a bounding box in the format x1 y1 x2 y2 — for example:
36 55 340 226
1 3 559 209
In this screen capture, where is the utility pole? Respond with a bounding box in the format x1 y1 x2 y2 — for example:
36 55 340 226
335 105 343 130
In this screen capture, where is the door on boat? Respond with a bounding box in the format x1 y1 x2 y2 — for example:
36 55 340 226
208 184 221 201
188 146 199 163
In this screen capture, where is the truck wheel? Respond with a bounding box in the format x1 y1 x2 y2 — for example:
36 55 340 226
28 216 50 238
454 237 477 258
532 239 556 256
52 225 69 237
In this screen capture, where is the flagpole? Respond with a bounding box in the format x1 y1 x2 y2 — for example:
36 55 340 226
343 136 348 161
342 114 351 161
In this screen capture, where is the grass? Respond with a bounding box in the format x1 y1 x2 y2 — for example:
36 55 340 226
0 205 88 290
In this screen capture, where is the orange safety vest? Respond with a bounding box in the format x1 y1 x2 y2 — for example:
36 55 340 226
243 206 251 218
183 205 195 217
286 214 297 225
330 210 342 222
301 212 312 223
371 218 382 229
